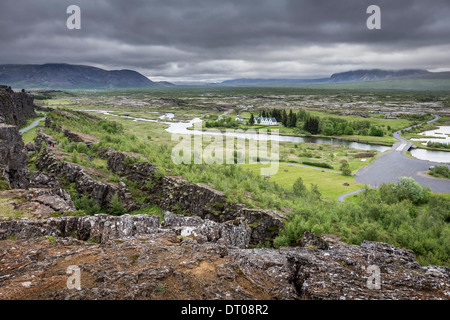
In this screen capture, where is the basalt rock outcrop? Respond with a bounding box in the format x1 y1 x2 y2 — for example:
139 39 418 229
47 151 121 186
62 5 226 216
97 147 285 245
34 129 54 148
0 86 37 188
0 218 448 300
0 121 30 189
0 211 250 248
35 147 135 210
0 85 36 127
98 147 157 183
0 186 76 218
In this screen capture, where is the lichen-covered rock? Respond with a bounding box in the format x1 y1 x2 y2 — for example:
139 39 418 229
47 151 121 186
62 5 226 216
0 221 447 300
0 212 250 248
161 212 250 248
283 238 450 300
298 231 329 250
26 188 76 213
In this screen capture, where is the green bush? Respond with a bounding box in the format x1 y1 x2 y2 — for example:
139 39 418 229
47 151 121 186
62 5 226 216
340 161 352 175
292 177 306 196
76 142 89 154
152 167 167 181
429 165 450 178
302 161 333 169
73 194 102 215
109 193 126 215
0 179 10 191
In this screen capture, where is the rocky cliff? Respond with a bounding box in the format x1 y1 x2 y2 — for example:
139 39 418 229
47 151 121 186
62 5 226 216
0 214 448 300
0 86 36 188
98 146 285 245
35 146 136 211
0 122 29 189
0 85 36 127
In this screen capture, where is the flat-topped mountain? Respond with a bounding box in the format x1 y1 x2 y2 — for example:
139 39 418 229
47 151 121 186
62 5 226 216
329 69 430 82
218 69 449 87
0 64 161 89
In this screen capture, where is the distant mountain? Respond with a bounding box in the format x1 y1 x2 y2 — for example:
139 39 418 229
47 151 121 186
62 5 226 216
0 63 162 89
329 69 430 82
156 81 176 87
219 78 329 86
218 69 449 86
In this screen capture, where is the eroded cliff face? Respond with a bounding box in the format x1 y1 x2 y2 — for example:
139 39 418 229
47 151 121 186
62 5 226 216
0 122 29 189
36 144 285 245
0 86 36 189
0 85 36 127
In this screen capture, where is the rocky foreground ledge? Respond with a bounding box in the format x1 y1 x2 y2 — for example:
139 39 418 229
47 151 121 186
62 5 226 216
0 213 448 300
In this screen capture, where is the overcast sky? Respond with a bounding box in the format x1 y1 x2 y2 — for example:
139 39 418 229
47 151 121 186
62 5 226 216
1 0 449 83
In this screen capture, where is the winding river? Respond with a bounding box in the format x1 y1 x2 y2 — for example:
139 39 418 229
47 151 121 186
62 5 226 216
83 109 449 162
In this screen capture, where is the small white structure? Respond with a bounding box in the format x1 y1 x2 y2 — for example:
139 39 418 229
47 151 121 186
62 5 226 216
235 115 244 122
255 117 278 126
237 105 254 109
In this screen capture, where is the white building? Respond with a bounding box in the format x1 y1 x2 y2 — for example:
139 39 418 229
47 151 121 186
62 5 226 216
255 117 278 126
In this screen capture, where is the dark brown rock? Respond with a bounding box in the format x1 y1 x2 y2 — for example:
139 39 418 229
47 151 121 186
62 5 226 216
0 85 36 127
0 122 29 188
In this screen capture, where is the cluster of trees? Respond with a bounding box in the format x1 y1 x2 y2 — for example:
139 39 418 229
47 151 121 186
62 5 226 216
427 141 450 149
205 117 239 128
275 177 449 266
256 108 386 137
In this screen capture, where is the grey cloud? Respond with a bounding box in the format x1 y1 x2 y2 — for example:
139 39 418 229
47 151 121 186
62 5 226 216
0 0 449 81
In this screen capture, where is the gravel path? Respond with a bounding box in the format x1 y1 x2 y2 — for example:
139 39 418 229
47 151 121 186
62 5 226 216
19 117 46 135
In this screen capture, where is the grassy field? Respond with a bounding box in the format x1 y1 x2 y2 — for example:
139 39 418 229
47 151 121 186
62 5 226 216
99 114 175 147
239 163 366 201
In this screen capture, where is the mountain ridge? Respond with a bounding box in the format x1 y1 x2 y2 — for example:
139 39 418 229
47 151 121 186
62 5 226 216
0 63 164 89
218 69 450 86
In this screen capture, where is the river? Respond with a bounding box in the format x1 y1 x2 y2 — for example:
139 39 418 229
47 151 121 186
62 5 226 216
81 110 450 160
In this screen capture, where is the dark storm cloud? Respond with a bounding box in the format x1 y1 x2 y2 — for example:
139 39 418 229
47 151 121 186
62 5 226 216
0 0 449 81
